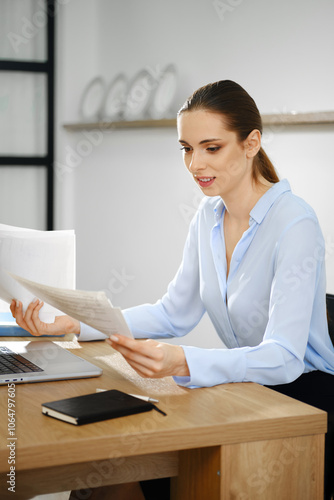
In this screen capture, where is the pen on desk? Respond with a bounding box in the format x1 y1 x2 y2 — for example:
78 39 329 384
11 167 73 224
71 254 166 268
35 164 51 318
129 394 159 403
96 388 159 403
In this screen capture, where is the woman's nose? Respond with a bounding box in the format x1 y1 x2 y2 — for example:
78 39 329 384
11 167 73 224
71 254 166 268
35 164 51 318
188 151 203 173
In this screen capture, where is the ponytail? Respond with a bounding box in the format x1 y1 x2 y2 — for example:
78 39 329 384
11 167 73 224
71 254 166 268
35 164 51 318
253 147 279 184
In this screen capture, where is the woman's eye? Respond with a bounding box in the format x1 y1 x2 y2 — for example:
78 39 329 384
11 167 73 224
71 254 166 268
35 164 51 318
207 146 220 152
180 146 191 153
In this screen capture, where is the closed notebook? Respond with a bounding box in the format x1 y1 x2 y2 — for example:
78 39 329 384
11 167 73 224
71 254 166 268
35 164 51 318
42 389 155 425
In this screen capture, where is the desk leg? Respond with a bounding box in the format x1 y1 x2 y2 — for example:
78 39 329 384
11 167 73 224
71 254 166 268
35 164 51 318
171 434 324 500
171 447 221 499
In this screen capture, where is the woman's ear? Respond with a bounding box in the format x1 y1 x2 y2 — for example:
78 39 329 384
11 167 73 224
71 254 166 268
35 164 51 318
245 129 261 158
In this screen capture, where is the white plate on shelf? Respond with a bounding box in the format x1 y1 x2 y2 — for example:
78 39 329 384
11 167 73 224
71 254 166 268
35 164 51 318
123 69 155 121
101 73 128 121
79 76 106 121
149 64 178 119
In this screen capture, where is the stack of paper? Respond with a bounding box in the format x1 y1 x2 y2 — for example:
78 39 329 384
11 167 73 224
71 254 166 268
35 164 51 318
0 223 132 338
0 223 76 323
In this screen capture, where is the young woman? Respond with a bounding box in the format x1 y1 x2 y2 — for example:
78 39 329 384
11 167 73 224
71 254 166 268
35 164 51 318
11 80 334 499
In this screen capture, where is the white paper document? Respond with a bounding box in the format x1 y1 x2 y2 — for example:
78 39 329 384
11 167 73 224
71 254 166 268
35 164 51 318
0 223 76 322
10 273 133 339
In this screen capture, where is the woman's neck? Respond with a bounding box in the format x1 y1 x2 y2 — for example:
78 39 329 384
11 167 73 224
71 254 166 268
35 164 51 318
222 176 272 225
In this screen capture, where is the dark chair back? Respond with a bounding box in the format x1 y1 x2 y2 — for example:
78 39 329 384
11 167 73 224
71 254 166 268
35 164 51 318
326 293 334 346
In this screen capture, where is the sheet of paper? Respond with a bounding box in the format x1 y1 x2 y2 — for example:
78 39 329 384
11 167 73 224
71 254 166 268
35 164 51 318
0 223 75 322
10 273 133 339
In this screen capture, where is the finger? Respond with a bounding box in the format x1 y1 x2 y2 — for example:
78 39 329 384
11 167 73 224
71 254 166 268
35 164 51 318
12 301 34 336
10 300 17 318
108 340 154 365
109 335 140 350
107 339 149 366
109 342 159 377
110 336 160 358
108 340 138 359
29 301 46 336
123 358 158 378
23 299 44 336
25 298 41 316
31 300 45 324
109 340 164 377
14 301 27 326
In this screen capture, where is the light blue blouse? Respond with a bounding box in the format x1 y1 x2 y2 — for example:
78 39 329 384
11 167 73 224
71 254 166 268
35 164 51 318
80 179 334 388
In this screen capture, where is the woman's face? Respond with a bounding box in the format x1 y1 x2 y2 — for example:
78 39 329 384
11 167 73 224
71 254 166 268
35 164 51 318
177 109 253 200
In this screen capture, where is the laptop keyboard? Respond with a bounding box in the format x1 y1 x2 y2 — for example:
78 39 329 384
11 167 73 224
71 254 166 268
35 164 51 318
0 346 44 374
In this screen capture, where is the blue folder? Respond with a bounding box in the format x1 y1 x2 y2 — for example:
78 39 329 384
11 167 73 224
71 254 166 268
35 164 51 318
0 312 60 337
0 312 32 336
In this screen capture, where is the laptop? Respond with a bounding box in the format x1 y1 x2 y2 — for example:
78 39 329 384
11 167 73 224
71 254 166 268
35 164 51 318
0 341 102 384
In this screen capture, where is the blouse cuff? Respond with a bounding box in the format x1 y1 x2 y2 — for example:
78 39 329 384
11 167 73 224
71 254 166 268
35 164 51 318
174 345 247 388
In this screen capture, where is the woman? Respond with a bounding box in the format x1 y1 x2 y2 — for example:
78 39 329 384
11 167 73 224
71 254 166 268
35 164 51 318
11 80 334 499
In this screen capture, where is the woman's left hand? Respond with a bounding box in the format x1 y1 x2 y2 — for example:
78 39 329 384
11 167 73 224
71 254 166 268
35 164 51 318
106 335 190 379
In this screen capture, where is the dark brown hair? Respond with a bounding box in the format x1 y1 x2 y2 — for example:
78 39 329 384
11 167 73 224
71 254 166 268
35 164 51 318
178 80 279 184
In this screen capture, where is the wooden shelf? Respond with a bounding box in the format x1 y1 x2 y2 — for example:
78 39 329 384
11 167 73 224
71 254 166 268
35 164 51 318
63 118 177 131
261 110 334 126
63 111 334 131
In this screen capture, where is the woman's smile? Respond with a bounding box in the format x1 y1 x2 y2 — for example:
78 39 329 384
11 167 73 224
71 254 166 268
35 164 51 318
196 176 216 188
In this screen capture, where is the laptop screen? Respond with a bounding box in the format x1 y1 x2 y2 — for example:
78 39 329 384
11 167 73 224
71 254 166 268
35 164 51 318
0 312 32 337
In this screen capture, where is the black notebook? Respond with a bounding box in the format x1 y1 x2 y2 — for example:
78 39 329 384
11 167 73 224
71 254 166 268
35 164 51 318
42 389 157 425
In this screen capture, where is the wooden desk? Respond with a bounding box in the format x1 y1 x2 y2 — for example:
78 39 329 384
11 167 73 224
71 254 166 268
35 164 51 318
0 337 327 499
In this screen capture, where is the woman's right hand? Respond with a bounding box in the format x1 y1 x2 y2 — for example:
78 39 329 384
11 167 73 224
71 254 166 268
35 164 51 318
10 299 81 337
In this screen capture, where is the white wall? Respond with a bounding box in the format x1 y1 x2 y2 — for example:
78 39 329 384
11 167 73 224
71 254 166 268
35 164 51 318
55 0 334 348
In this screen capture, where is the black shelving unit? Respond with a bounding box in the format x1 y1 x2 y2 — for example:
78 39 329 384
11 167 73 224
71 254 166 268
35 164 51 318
0 0 55 230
